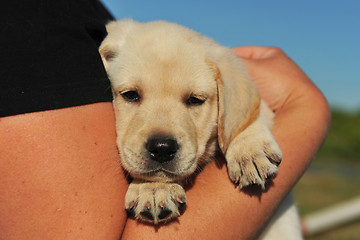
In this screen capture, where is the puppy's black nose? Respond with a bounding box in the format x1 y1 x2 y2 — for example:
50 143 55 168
146 137 179 163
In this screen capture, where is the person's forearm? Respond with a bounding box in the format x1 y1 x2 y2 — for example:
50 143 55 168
0 103 128 240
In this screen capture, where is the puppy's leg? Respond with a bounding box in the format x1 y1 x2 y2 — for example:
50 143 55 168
226 103 282 189
125 181 187 224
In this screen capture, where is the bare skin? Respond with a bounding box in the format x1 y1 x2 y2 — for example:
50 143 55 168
0 104 127 240
0 47 330 239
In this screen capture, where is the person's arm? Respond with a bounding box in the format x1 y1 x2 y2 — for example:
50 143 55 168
0 103 128 240
120 46 330 239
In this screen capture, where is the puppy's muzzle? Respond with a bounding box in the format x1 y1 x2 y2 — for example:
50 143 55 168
146 136 179 163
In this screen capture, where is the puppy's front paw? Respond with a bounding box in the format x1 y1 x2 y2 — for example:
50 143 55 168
125 182 187 224
226 131 282 189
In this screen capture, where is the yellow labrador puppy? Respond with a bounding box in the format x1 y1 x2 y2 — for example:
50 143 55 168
100 20 302 239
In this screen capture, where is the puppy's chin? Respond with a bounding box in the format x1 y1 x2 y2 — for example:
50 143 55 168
129 170 190 183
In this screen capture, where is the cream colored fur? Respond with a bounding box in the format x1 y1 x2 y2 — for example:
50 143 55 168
100 20 302 239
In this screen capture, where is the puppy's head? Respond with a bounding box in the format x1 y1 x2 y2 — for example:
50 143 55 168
100 20 259 182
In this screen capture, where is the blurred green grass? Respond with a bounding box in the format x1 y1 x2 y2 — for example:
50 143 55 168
293 108 360 240
317 109 360 162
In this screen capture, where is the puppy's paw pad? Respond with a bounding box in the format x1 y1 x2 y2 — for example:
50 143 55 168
158 207 173 220
140 209 155 221
125 182 186 224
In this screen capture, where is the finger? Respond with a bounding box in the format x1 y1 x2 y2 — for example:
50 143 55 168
232 46 281 60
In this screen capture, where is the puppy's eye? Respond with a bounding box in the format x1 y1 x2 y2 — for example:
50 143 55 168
121 90 141 102
186 95 206 106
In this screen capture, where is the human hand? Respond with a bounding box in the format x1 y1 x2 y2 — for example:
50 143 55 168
233 46 320 113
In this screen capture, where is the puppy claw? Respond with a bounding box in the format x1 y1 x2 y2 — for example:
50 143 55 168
174 196 181 203
128 200 136 210
268 155 282 166
145 201 151 210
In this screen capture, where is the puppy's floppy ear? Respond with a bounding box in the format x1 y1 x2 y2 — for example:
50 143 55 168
208 48 261 154
99 44 118 70
99 19 137 69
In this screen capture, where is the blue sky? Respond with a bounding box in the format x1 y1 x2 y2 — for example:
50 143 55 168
101 0 360 110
